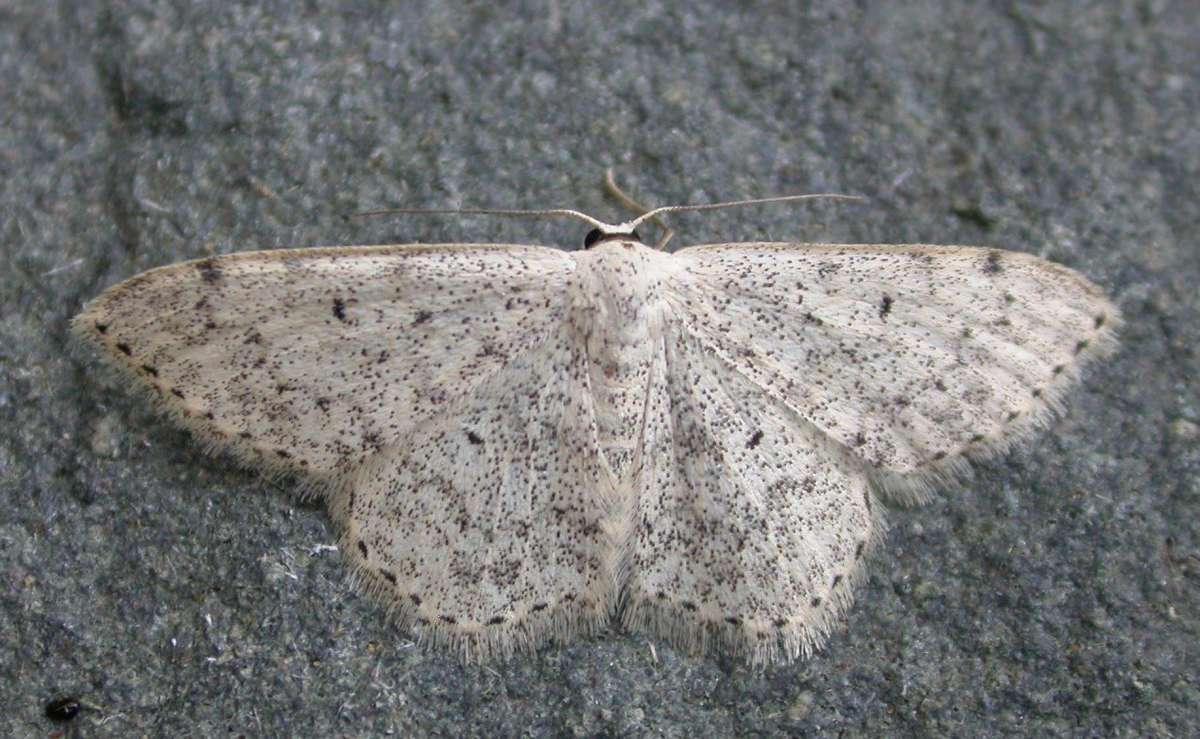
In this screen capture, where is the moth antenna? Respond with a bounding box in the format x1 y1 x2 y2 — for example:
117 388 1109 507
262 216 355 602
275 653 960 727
627 192 868 231
352 206 609 230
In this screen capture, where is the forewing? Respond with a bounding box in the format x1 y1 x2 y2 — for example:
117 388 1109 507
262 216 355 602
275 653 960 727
623 327 882 665
73 244 576 482
336 322 619 660
666 243 1120 495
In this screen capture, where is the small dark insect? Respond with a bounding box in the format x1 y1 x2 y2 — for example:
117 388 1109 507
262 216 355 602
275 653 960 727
44 696 82 722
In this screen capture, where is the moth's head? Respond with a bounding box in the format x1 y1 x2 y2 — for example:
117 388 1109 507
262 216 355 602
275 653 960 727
583 226 644 249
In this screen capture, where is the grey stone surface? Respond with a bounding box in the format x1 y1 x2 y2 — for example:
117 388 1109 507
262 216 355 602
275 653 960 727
2 1 1196 736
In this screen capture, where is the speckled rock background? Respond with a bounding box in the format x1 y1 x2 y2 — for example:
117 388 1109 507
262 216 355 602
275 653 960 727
2 2 1196 736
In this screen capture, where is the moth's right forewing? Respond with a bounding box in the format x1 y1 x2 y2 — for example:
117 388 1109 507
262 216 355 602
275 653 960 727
72 244 577 482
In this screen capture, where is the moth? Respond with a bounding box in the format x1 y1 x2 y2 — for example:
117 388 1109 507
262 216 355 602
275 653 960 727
73 177 1120 664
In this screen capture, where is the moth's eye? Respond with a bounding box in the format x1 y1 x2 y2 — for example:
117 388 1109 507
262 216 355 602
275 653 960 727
630 229 643 243
583 228 603 249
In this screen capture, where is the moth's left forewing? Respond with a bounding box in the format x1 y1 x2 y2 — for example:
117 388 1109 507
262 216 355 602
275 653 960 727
664 242 1121 499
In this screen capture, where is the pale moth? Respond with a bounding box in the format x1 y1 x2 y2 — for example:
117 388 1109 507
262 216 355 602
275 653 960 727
73 176 1120 665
